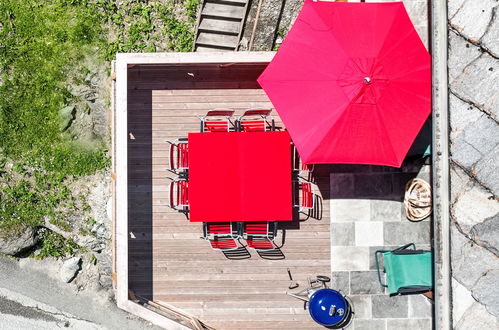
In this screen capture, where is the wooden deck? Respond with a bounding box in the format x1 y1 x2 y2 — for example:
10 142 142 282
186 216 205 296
127 64 331 329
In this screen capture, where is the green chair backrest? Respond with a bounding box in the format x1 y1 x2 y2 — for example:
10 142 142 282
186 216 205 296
383 251 433 295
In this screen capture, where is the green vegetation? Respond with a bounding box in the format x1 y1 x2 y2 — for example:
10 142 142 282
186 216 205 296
35 230 81 259
0 0 198 253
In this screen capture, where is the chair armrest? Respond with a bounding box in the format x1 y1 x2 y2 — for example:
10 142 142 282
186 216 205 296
375 250 389 288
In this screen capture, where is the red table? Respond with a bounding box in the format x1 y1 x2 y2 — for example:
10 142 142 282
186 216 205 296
188 131 292 222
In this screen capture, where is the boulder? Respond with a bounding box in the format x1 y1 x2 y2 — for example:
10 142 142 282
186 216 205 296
60 257 81 283
0 227 38 255
472 269 499 319
59 105 76 131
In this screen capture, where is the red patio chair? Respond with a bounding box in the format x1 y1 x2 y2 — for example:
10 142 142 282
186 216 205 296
199 109 235 132
295 178 315 212
243 222 278 251
167 138 188 177
236 108 275 132
167 178 189 214
202 222 241 251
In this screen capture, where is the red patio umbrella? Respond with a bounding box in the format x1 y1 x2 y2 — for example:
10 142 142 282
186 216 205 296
258 0 431 167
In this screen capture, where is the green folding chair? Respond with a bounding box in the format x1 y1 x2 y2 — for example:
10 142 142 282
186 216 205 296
375 243 433 295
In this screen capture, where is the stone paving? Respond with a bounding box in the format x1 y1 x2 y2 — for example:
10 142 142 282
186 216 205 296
329 163 433 330
448 0 499 328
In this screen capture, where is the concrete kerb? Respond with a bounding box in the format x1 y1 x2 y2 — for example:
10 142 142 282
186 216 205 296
431 0 452 329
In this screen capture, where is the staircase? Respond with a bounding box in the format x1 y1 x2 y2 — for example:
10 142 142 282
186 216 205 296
193 0 250 52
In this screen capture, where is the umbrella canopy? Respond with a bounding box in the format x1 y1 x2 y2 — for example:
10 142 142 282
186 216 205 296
258 0 431 167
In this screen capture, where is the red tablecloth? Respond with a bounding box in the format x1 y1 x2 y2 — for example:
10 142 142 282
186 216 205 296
188 131 292 222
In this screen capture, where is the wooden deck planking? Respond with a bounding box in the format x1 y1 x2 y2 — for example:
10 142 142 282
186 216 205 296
127 64 330 329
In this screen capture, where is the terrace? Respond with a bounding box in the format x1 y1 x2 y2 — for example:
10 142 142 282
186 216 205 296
114 52 433 329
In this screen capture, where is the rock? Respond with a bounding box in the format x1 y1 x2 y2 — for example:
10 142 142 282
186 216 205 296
472 269 499 318
451 53 499 121
452 278 476 326
59 105 76 131
480 6 499 57
450 0 498 41
0 227 38 255
451 225 499 289
453 182 499 233
451 114 499 170
450 165 473 204
60 257 81 283
455 301 499 330
448 30 482 82
474 144 499 196
473 214 499 257
449 94 483 140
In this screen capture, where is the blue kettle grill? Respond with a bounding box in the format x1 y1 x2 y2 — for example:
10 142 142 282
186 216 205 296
286 275 353 328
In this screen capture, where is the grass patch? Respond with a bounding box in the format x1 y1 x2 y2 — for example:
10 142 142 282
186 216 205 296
35 229 82 259
0 0 198 254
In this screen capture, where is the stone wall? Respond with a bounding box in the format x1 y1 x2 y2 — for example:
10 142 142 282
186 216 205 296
448 0 499 328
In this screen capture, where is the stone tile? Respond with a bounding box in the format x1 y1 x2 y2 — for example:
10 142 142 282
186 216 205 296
371 200 403 222
450 225 499 289
453 183 499 233
451 54 499 121
450 137 483 169
449 164 473 204
473 214 499 256
471 269 499 318
331 246 370 271
481 10 499 57
349 295 371 319
350 271 384 295
452 278 476 326
449 94 484 139
455 301 499 330
354 319 386 330
372 295 408 319
450 0 497 41
386 318 432 330
331 223 355 246
330 199 371 222
330 271 350 295
383 221 431 246
448 30 482 82
330 173 355 199
474 144 499 196
354 174 395 198
355 222 384 246
408 294 433 318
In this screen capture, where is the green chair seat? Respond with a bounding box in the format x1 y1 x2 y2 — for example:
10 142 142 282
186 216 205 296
375 244 433 295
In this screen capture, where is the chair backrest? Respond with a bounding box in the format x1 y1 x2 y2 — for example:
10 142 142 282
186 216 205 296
295 179 314 211
238 108 273 132
200 109 235 132
204 222 237 238
168 140 189 173
168 179 189 212
241 108 272 117
243 222 277 240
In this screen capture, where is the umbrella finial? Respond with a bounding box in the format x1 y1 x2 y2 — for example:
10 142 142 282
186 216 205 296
364 77 372 84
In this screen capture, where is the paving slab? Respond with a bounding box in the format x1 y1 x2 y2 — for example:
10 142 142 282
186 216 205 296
350 271 385 295
372 295 408 319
